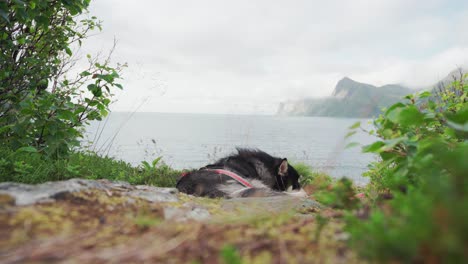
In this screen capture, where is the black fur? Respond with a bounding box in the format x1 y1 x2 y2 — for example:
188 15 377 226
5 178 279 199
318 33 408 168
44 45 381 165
176 148 301 198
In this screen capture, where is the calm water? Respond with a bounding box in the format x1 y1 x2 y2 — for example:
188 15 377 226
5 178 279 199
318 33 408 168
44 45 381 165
84 112 377 185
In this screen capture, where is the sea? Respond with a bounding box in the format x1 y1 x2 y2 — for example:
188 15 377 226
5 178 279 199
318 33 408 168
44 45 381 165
84 112 378 185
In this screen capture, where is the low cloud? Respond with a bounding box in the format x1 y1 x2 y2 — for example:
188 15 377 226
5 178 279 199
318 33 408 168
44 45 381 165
82 0 468 114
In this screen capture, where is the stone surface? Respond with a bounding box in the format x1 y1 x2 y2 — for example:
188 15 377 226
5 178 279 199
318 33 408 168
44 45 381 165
0 178 323 223
0 179 179 205
0 178 359 264
164 205 211 221
221 195 323 214
132 185 179 202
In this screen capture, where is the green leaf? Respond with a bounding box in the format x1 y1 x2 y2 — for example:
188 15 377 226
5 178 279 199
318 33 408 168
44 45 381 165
12 0 26 6
16 146 38 153
446 120 468 132
220 245 242 264
87 84 102 96
57 110 76 121
349 121 361 129
0 125 12 134
379 137 407 152
362 141 385 153
152 157 162 167
345 130 357 139
385 102 406 115
445 105 468 132
404 94 414 100
65 47 72 56
387 105 425 127
418 91 432 98
80 71 91 77
141 161 151 170
0 9 9 23
345 142 360 149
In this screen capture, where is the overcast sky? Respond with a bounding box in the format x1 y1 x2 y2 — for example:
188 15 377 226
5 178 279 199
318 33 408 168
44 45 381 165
81 0 468 114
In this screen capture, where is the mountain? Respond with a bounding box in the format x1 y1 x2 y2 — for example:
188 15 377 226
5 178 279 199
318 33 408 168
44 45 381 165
277 78 411 118
276 68 466 118
431 67 466 93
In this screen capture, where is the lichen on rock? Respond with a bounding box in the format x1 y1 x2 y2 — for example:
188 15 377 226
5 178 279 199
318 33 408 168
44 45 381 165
0 179 362 263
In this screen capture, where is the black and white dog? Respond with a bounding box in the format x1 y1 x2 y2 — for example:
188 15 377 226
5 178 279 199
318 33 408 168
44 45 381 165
176 148 307 198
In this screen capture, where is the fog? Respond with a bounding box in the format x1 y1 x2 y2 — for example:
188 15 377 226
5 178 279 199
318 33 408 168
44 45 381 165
79 0 468 114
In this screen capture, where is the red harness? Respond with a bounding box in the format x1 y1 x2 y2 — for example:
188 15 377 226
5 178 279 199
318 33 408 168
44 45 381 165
181 168 253 188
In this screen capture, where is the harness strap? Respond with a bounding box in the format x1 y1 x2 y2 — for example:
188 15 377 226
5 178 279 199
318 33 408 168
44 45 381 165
180 169 253 188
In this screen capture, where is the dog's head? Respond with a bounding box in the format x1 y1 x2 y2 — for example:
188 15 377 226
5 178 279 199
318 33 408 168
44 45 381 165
274 158 301 191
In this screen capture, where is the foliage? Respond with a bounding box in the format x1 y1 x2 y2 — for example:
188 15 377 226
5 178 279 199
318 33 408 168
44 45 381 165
0 147 180 187
313 178 358 209
141 157 163 175
134 158 180 187
220 245 242 264
295 162 353 208
293 162 331 187
346 76 468 262
0 0 124 158
133 212 162 230
293 162 358 209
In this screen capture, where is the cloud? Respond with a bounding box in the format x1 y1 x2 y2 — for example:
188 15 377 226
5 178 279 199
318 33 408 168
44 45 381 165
81 0 468 114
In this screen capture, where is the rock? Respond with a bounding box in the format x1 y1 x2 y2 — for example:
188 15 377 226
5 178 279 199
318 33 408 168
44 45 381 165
0 178 179 206
221 196 323 214
334 232 351 241
0 193 15 207
163 204 211 221
130 185 178 202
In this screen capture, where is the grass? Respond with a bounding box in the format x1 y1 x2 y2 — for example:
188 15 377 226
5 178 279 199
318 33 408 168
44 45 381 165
293 162 359 209
0 146 181 187
0 148 360 211
292 162 333 187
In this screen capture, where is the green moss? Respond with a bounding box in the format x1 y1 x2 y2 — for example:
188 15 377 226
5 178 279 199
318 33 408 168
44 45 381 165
0 193 15 207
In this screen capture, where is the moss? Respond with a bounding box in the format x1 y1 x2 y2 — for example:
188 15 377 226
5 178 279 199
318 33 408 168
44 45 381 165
0 193 15 207
0 188 364 263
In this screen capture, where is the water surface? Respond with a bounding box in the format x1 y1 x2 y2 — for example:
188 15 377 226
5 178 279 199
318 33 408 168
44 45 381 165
85 112 377 185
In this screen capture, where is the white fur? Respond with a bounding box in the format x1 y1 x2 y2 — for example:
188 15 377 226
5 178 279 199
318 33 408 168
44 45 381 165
213 167 308 198
218 179 268 196
218 175 308 198
285 188 308 198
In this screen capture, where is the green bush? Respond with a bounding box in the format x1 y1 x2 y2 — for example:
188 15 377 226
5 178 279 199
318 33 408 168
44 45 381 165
346 76 468 262
0 147 180 187
293 162 336 190
313 178 358 209
0 0 124 157
0 1 177 187
293 162 358 209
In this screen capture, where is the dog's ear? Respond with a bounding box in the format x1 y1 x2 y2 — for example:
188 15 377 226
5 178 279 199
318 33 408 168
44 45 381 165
278 159 288 176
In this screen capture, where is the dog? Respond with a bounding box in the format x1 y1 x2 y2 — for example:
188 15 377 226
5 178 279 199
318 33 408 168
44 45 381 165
176 148 307 198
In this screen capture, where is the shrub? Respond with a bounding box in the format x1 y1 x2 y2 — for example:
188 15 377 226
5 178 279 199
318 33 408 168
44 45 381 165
0 0 124 157
346 76 468 262
293 162 358 209
313 178 358 209
294 162 336 189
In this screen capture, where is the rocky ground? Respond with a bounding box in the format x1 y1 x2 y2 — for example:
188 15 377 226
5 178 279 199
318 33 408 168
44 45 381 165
0 179 363 263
